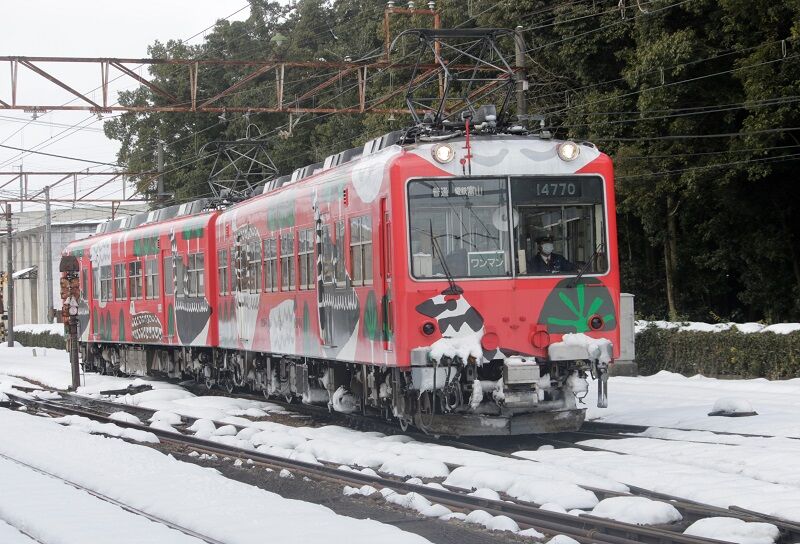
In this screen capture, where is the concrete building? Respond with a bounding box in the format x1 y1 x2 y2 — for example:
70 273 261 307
0 206 146 325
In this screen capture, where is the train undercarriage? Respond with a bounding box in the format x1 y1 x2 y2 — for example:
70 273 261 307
81 342 608 436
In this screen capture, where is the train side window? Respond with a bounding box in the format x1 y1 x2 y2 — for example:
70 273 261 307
163 256 174 296
350 215 372 286
280 231 295 291
100 265 112 302
187 253 205 297
263 238 277 292
81 269 88 299
247 242 262 294
334 220 345 286
217 250 228 295
299 227 314 290
145 258 159 299
129 261 143 300
92 265 100 301
198 254 206 295
321 224 334 285
114 263 127 300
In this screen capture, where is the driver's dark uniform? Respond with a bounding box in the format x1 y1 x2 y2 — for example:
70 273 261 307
529 252 575 274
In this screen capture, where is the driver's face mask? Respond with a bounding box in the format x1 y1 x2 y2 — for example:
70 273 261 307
541 243 554 255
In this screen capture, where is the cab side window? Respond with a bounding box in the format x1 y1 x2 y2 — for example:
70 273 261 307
349 215 372 286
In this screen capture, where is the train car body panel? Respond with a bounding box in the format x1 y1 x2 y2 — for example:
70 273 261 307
64 212 219 356
214 145 401 367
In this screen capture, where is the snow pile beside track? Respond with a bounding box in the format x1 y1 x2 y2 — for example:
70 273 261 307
54 414 159 444
684 517 780 544
589 496 682 525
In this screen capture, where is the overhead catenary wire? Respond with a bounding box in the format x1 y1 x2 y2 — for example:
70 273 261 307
616 151 800 180
0 4 252 168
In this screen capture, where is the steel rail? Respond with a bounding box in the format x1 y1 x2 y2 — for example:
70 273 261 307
0 450 227 544
4 394 738 544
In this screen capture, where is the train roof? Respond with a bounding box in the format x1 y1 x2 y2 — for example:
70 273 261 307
64 206 216 253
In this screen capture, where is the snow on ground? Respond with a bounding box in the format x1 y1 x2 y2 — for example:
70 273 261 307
0 409 432 544
0 454 203 544
577 435 800 487
585 370 800 437
0 344 285 423
3 341 800 532
0 343 152 391
0 374 40 391
635 320 800 334
514 447 800 523
0 520 37 544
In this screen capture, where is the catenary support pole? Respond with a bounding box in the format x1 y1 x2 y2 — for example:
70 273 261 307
514 25 526 118
44 185 53 322
5 203 13 347
157 140 165 203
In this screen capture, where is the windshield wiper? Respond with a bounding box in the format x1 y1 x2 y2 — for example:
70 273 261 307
567 242 604 288
429 219 462 295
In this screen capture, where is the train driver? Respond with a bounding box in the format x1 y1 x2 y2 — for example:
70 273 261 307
529 235 576 274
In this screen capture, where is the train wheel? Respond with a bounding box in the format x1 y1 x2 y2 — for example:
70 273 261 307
398 417 410 432
223 374 235 394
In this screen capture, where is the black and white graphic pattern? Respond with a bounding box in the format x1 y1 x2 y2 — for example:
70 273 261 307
170 228 212 345
314 192 360 359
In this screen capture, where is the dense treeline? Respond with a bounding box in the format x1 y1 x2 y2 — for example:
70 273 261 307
105 0 800 322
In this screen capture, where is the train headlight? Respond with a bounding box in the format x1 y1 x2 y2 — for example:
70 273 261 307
557 141 580 162
431 144 455 164
589 315 604 330
421 322 436 336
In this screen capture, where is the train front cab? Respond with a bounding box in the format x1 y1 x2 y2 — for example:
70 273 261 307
390 153 620 435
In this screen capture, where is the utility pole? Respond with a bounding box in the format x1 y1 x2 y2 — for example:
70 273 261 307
5 203 14 347
514 25 527 119
44 185 54 323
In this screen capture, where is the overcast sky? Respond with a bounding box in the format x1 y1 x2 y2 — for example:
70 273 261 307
0 1 257 211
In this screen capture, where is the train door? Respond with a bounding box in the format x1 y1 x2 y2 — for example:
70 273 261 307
161 247 173 342
380 198 394 352
320 218 335 347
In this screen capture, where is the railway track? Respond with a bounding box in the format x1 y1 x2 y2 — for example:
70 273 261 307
5 391 799 544
0 450 226 544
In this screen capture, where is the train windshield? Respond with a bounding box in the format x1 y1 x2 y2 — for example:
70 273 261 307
511 176 607 276
408 178 511 279
407 176 607 279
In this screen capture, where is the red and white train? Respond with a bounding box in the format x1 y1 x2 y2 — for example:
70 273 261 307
65 118 620 435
